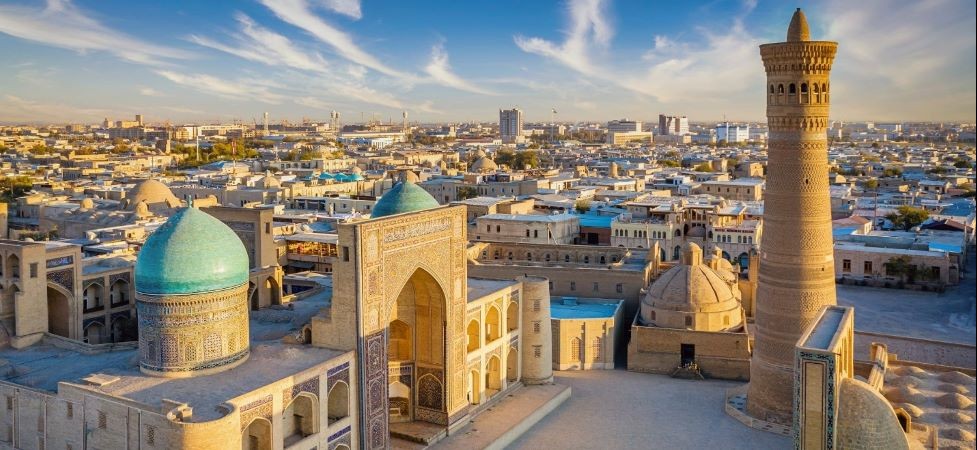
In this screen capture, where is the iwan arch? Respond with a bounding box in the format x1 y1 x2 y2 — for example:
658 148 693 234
312 179 554 448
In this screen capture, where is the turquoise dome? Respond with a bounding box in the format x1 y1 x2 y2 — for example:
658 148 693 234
135 207 249 295
371 181 440 218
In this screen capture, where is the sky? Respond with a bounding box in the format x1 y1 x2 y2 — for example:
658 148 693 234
0 0 974 125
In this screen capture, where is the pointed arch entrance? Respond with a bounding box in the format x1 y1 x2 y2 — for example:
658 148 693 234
386 268 446 429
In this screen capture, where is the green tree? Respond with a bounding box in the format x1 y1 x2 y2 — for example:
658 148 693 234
883 255 916 283
513 150 540 169
864 179 879 190
885 205 929 231
574 199 591 214
456 186 478 200
693 163 712 172
659 159 680 168
953 160 971 168
1 175 35 202
495 149 516 167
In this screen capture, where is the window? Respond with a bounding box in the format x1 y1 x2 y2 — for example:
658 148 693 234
525 229 530 237
487 225 491 232
616 283 624 294
29 263 38 278
569 338 581 362
533 346 541 358
342 246 350 262
842 259 851 272
592 282 599 292
533 300 541 312
570 281 576 291
684 316 693 327
533 321 540 333
863 261 873 274
592 337 602 361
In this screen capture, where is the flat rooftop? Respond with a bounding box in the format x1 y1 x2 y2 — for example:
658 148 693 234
467 278 519 302
551 299 620 319
0 285 341 422
801 306 850 350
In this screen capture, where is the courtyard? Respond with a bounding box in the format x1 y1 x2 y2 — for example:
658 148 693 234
510 370 788 450
837 249 976 345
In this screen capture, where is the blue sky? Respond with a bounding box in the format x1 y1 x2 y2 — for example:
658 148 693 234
0 0 974 124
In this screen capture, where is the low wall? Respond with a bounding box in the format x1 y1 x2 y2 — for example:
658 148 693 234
854 331 975 369
41 333 138 355
627 325 751 380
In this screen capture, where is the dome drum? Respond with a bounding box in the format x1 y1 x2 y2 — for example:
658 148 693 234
134 206 252 378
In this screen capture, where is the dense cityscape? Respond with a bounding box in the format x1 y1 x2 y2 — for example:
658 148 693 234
0 2 974 450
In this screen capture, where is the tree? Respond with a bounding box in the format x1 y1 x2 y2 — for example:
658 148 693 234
883 255 917 284
882 168 902 177
1 175 35 202
953 159 971 168
456 186 478 200
885 205 929 231
574 199 591 214
495 149 515 167
659 159 680 168
513 150 540 169
864 179 879 190
693 163 712 172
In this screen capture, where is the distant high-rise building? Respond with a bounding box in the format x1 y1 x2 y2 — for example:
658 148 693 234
747 8 838 425
716 122 750 143
658 114 689 135
607 119 642 133
499 108 524 143
135 114 144 126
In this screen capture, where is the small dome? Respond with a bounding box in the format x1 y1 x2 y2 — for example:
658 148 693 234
471 156 498 172
640 243 743 331
371 181 439 219
351 166 363 174
837 378 910 450
135 207 249 295
80 198 94 209
126 179 180 210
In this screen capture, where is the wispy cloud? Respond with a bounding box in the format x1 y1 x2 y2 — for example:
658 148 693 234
424 43 496 95
188 12 329 73
155 71 286 104
514 0 762 109
0 94 115 123
0 0 190 66
139 87 163 97
318 0 362 20
514 0 611 77
259 0 409 79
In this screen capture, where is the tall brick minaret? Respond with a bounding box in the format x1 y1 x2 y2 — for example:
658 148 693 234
746 8 838 424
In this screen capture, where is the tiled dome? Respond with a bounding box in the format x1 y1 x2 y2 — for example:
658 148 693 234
135 206 249 294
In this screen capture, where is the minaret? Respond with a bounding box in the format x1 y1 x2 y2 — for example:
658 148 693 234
746 8 838 424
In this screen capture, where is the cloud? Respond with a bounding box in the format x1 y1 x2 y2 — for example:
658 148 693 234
316 0 362 20
259 0 409 79
0 94 114 123
155 71 285 104
513 0 611 77
815 0 976 119
0 0 190 66
188 13 329 73
424 43 496 95
139 87 163 97
514 0 762 110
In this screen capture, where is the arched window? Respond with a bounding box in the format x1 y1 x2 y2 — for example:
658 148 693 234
388 320 411 361
813 83 820 103
328 382 350 425
569 337 581 362
800 83 809 103
788 83 796 95
485 306 501 342
466 320 480 353
282 394 317 446
777 84 784 94
544 253 551 262
565 255 571 263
